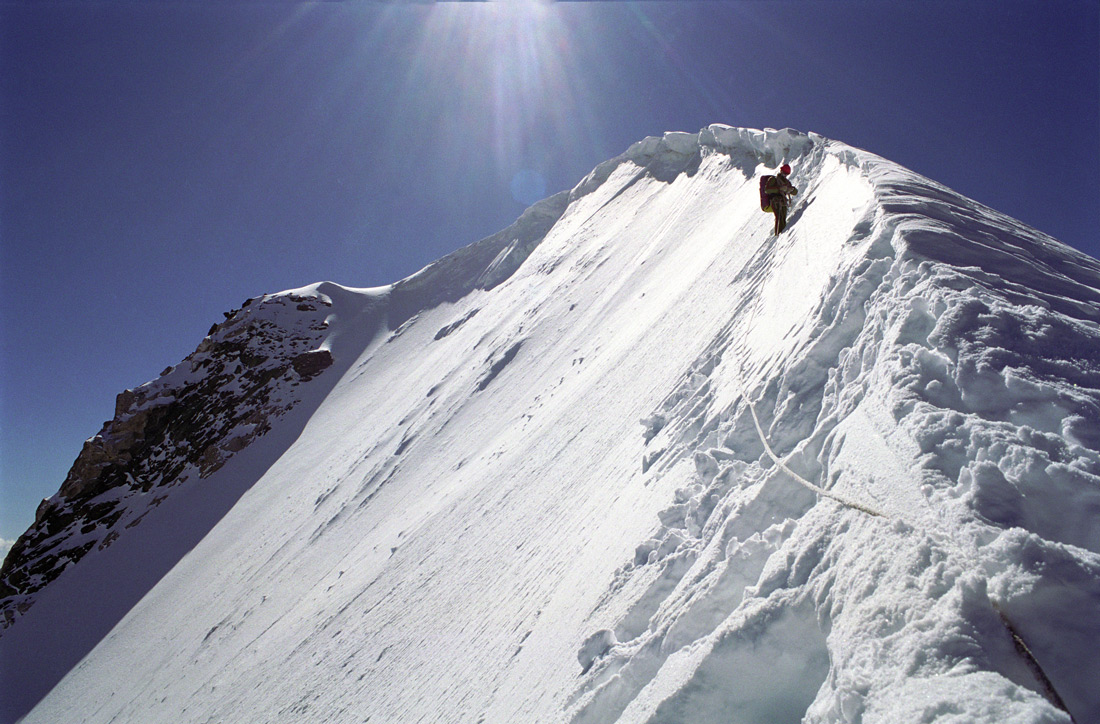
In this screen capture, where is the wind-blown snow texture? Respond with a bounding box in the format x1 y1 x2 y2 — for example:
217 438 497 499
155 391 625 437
2 126 1098 724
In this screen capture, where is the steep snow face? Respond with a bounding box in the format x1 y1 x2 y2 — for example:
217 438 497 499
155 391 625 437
5 126 1100 724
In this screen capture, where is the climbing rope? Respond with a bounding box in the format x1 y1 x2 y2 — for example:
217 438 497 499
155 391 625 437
733 366 1077 723
743 394 887 518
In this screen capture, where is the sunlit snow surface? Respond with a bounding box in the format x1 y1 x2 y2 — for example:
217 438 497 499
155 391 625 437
6 127 1100 724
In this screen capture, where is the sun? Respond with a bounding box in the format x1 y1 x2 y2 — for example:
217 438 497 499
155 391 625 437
398 0 598 204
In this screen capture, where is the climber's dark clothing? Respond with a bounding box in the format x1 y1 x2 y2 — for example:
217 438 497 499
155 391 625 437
765 173 798 234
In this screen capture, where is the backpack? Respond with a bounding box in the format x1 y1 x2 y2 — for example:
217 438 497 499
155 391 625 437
759 175 774 212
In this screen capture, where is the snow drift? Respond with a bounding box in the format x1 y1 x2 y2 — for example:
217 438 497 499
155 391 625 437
2 126 1098 724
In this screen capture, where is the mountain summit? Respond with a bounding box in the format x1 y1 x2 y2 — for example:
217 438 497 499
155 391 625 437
2 126 1098 724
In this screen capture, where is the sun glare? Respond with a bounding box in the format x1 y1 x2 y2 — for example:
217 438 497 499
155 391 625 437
405 0 598 205
231 1 736 214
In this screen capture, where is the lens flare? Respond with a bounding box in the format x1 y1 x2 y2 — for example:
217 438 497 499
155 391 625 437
408 1 600 197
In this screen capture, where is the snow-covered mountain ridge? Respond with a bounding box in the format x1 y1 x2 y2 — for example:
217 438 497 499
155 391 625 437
0 290 341 625
0 178 575 632
2 126 1098 724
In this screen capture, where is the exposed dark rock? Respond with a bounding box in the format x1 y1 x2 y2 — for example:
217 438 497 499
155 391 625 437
292 349 333 379
0 291 338 629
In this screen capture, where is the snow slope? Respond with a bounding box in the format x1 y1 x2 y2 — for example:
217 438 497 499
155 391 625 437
3 126 1099 724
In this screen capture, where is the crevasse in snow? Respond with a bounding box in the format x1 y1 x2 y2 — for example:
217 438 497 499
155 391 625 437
2 126 1098 724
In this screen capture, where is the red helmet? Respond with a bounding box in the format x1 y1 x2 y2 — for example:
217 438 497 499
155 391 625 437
780 164 791 174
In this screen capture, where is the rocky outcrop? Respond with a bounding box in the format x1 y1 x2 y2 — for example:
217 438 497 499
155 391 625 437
0 291 337 628
292 349 334 379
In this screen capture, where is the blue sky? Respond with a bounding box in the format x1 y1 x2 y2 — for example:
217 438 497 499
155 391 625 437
1 0 1097 545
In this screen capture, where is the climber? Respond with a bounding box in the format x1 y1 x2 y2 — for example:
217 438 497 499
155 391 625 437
760 164 798 234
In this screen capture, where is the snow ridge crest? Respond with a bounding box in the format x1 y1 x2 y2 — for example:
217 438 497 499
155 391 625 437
4 126 1100 724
